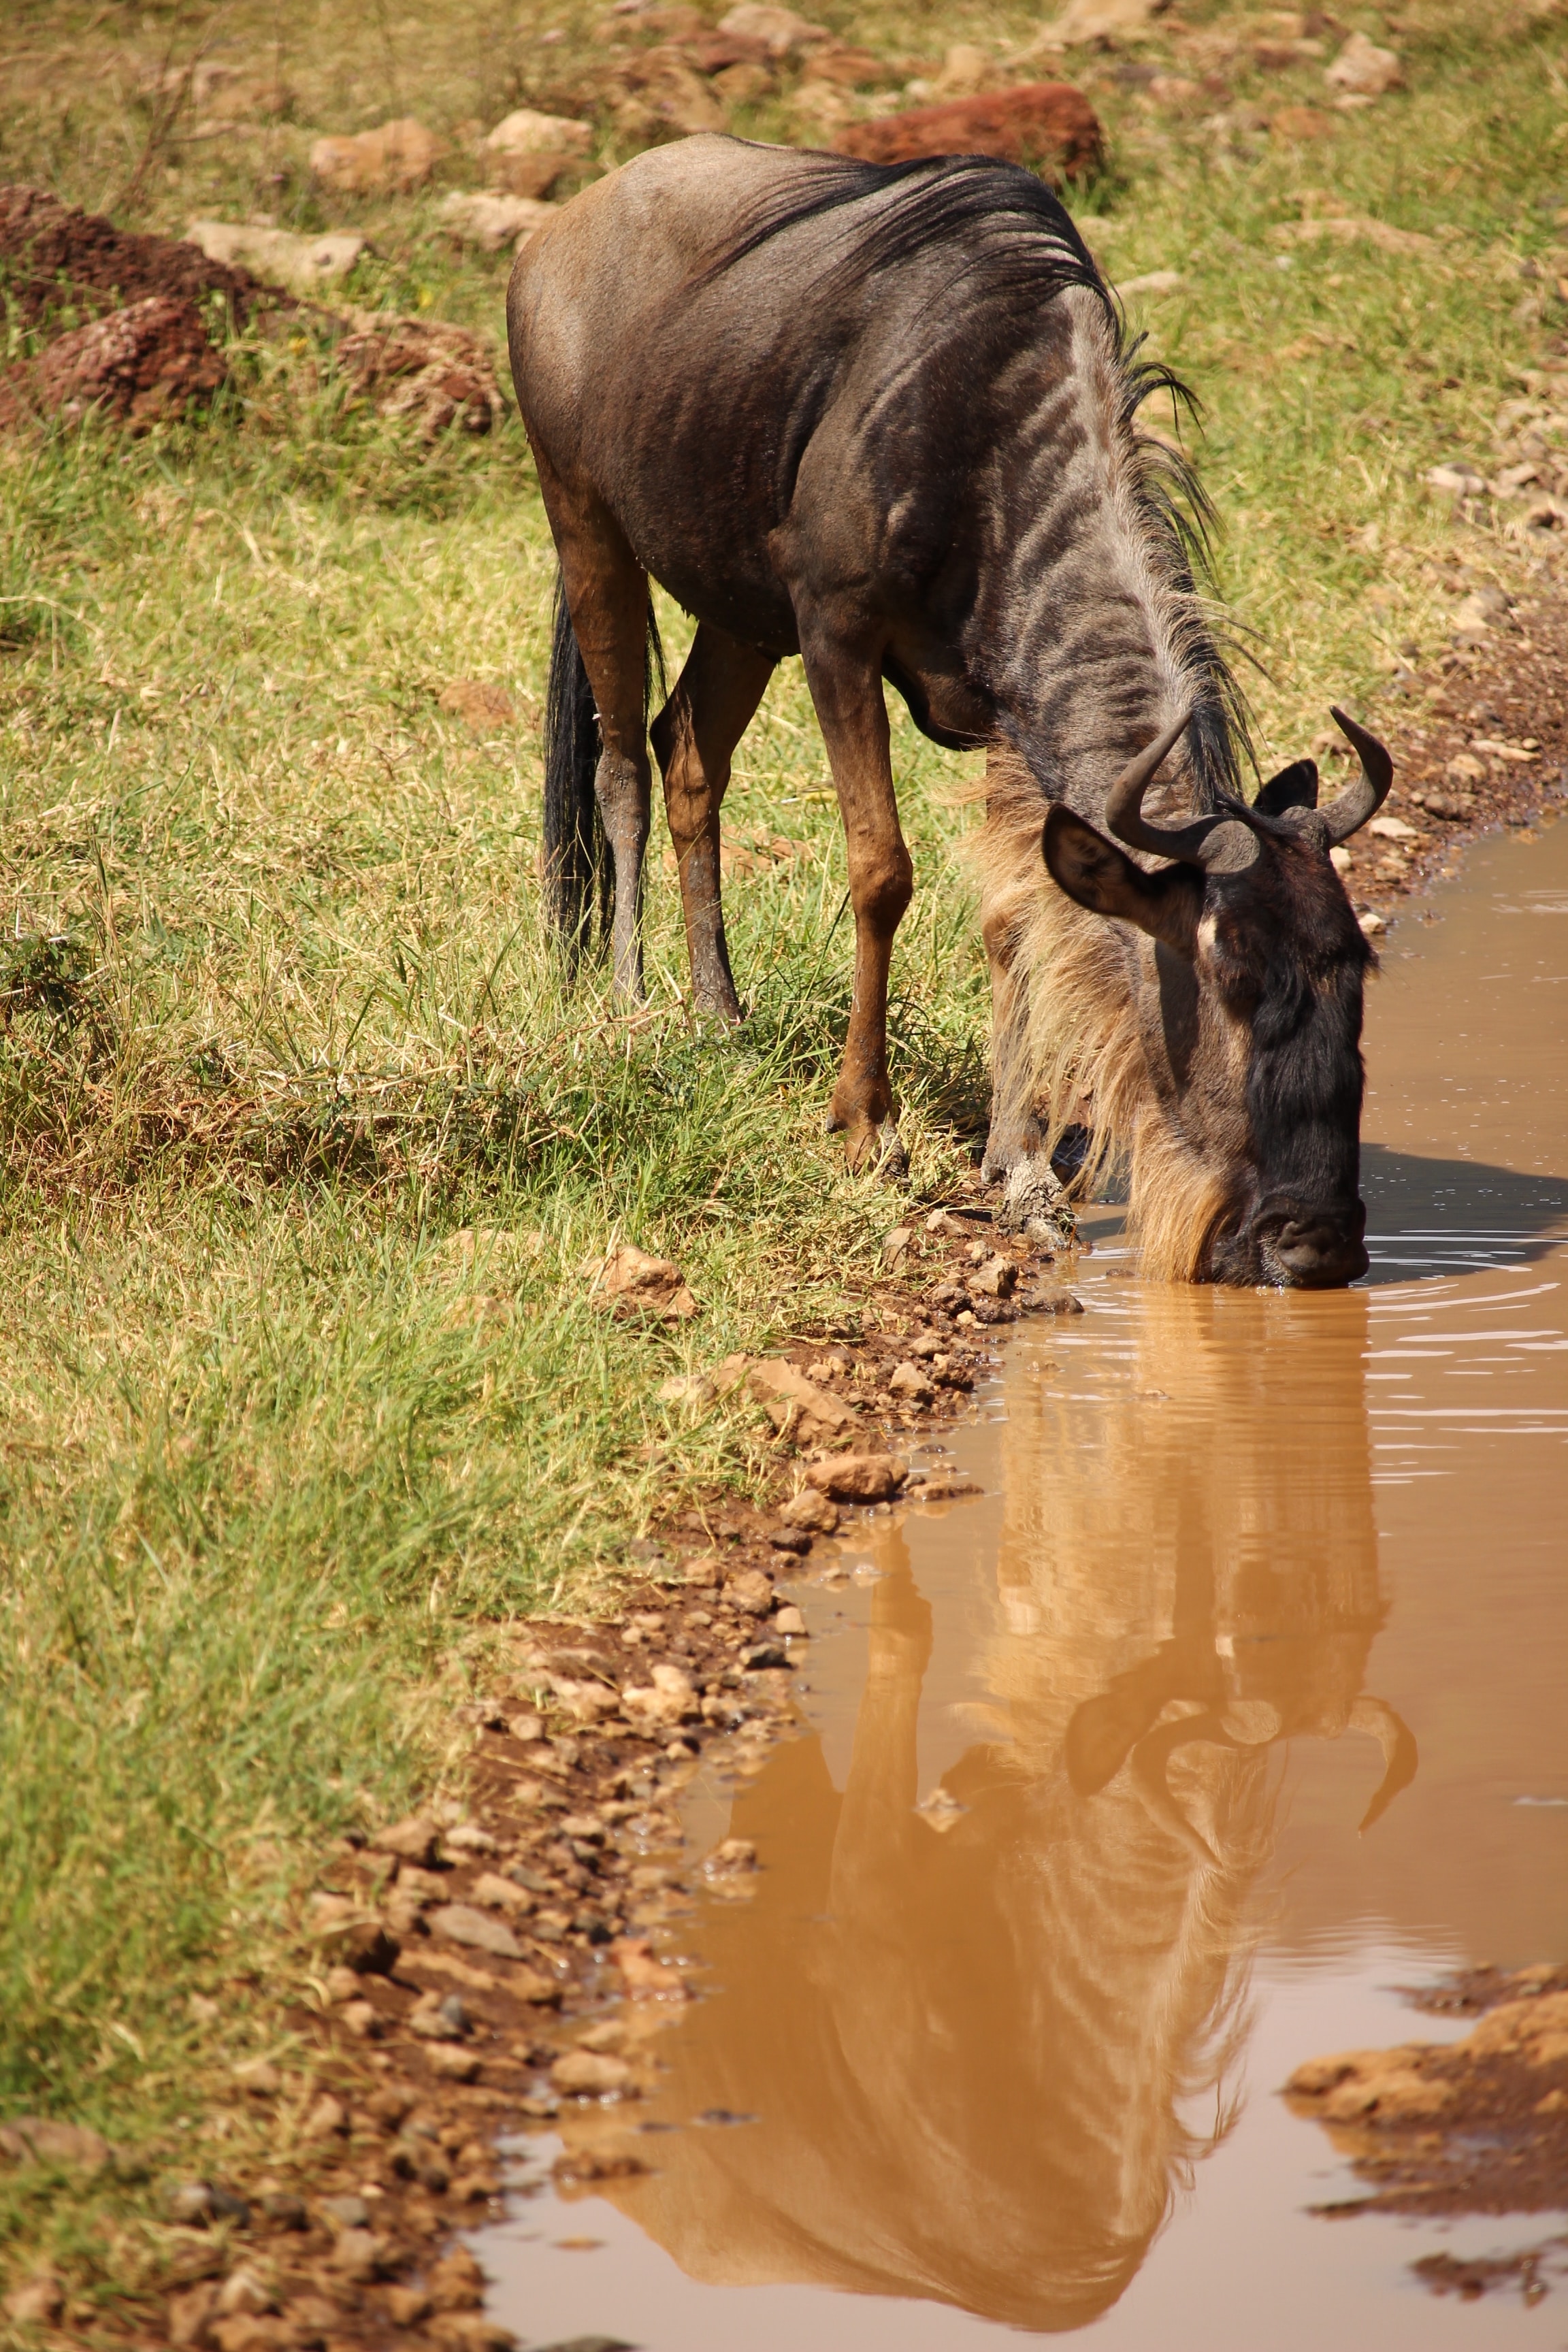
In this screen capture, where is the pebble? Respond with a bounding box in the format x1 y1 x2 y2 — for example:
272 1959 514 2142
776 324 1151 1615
551 2049 633 2096
427 2044 484 2081
231 2059 281 2095
772 1605 806 1635
216 2268 273 2317
779 1485 838 1532
888 1360 935 1402
804 1452 908 1503
430 1903 523 1961
372 1816 442 1865
303 2093 348 2138
445 1821 500 1857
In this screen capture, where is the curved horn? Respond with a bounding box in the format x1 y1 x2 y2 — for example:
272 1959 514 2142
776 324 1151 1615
1320 706 1394 845
1348 1695 1419 1833
1128 1714 1241 1865
1105 710 1258 872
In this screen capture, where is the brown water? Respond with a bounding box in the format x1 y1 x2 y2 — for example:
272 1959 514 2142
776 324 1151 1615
482 818 1568 2348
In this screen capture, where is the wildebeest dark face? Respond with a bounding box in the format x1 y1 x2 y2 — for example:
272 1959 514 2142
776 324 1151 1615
1043 711 1389 1289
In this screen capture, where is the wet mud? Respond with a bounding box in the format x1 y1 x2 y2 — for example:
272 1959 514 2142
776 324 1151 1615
476 812 1568 2350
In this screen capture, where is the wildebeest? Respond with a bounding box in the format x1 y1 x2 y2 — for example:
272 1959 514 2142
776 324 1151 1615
507 135 1392 1286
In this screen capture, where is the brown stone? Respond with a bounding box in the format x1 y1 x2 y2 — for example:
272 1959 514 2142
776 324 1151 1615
593 1243 699 1322
779 1484 838 1532
5 2275 64 2326
426 2043 483 2082
1271 104 1335 140
747 1358 858 1443
552 2048 634 2096
310 118 446 194
427 2249 487 2310
369 1806 442 1863
835 84 1103 184
804 1452 908 1503
429 1904 523 1961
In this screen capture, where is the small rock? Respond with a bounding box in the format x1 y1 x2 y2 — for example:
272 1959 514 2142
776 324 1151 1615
216 2268 274 2317
184 220 365 295
438 191 557 253
612 1938 690 1999
232 2058 282 2096
427 2043 483 2082
258 2191 308 2228
1328 845 1354 876
779 1485 838 1533
387 2285 436 2326
321 2193 372 2230
1426 461 1486 499
804 1452 908 1503
302 2093 348 2138
483 107 592 195
1358 909 1386 936
170 2180 221 2224
1032 1288 1085 1317
430 1904 523 1961
881 1224 914 1267
593 1243 699 1322
1415 790 1471 820
552 2048 633 2097
1114 270 1185 299
1369 815 1418 841
310 118 445 194
747 1358 858 1443
427 2248 487 2310
445 1820 500 1856
167 2281 218 2344
888 1360 936 1402
340 1998 382 2038
742 1639 789 1669
372 1815 442 1865
331 2226 393 2282
725 1569 775 1614
427 2317 517 2352
1325 30 1403 98
715 2 830 59
772 1604 807 1635
658 1371 715 1408
768 1522 813 1553
507 1710 545 1741
438 678 517 730
471 1870 533 1914
4 2274 64 2325
1446 753 1486 785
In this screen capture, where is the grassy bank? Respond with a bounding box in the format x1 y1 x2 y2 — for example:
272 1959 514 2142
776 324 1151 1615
3 0 1567 2317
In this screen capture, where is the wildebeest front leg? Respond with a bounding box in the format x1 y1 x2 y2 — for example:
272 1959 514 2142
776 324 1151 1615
651 621 774 1023
800 636 913 1176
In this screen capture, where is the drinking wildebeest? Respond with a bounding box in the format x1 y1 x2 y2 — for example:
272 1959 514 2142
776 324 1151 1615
507 135 1393 1286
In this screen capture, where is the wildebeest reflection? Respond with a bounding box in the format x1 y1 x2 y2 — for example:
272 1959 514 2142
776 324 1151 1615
566 1288 1412 2330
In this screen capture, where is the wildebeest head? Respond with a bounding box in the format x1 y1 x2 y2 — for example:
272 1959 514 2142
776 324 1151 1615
1043 709 1390 1289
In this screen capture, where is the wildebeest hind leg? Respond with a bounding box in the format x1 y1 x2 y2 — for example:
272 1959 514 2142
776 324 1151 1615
651 622 774 1023
800 633 913 1177
544 474 654 1001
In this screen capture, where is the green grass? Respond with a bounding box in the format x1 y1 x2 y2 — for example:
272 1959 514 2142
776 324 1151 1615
2 0 1567 2319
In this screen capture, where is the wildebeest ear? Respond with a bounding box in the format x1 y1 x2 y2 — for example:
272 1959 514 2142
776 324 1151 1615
1254 757 1319 817
1043 806 1197 947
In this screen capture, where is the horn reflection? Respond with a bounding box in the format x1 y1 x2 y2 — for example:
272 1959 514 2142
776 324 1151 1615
561 1285 1409 2334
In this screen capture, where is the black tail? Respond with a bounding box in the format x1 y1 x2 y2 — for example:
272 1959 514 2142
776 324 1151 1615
541 572 666 970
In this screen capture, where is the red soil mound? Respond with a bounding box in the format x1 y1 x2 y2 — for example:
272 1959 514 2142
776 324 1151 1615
834 84 1105 184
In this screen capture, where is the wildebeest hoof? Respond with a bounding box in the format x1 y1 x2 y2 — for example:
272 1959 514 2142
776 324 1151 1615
843 1119 907 1182
995 1156 1066 1236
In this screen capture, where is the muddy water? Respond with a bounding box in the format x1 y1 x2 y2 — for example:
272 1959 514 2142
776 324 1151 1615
483 819 1568 2348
